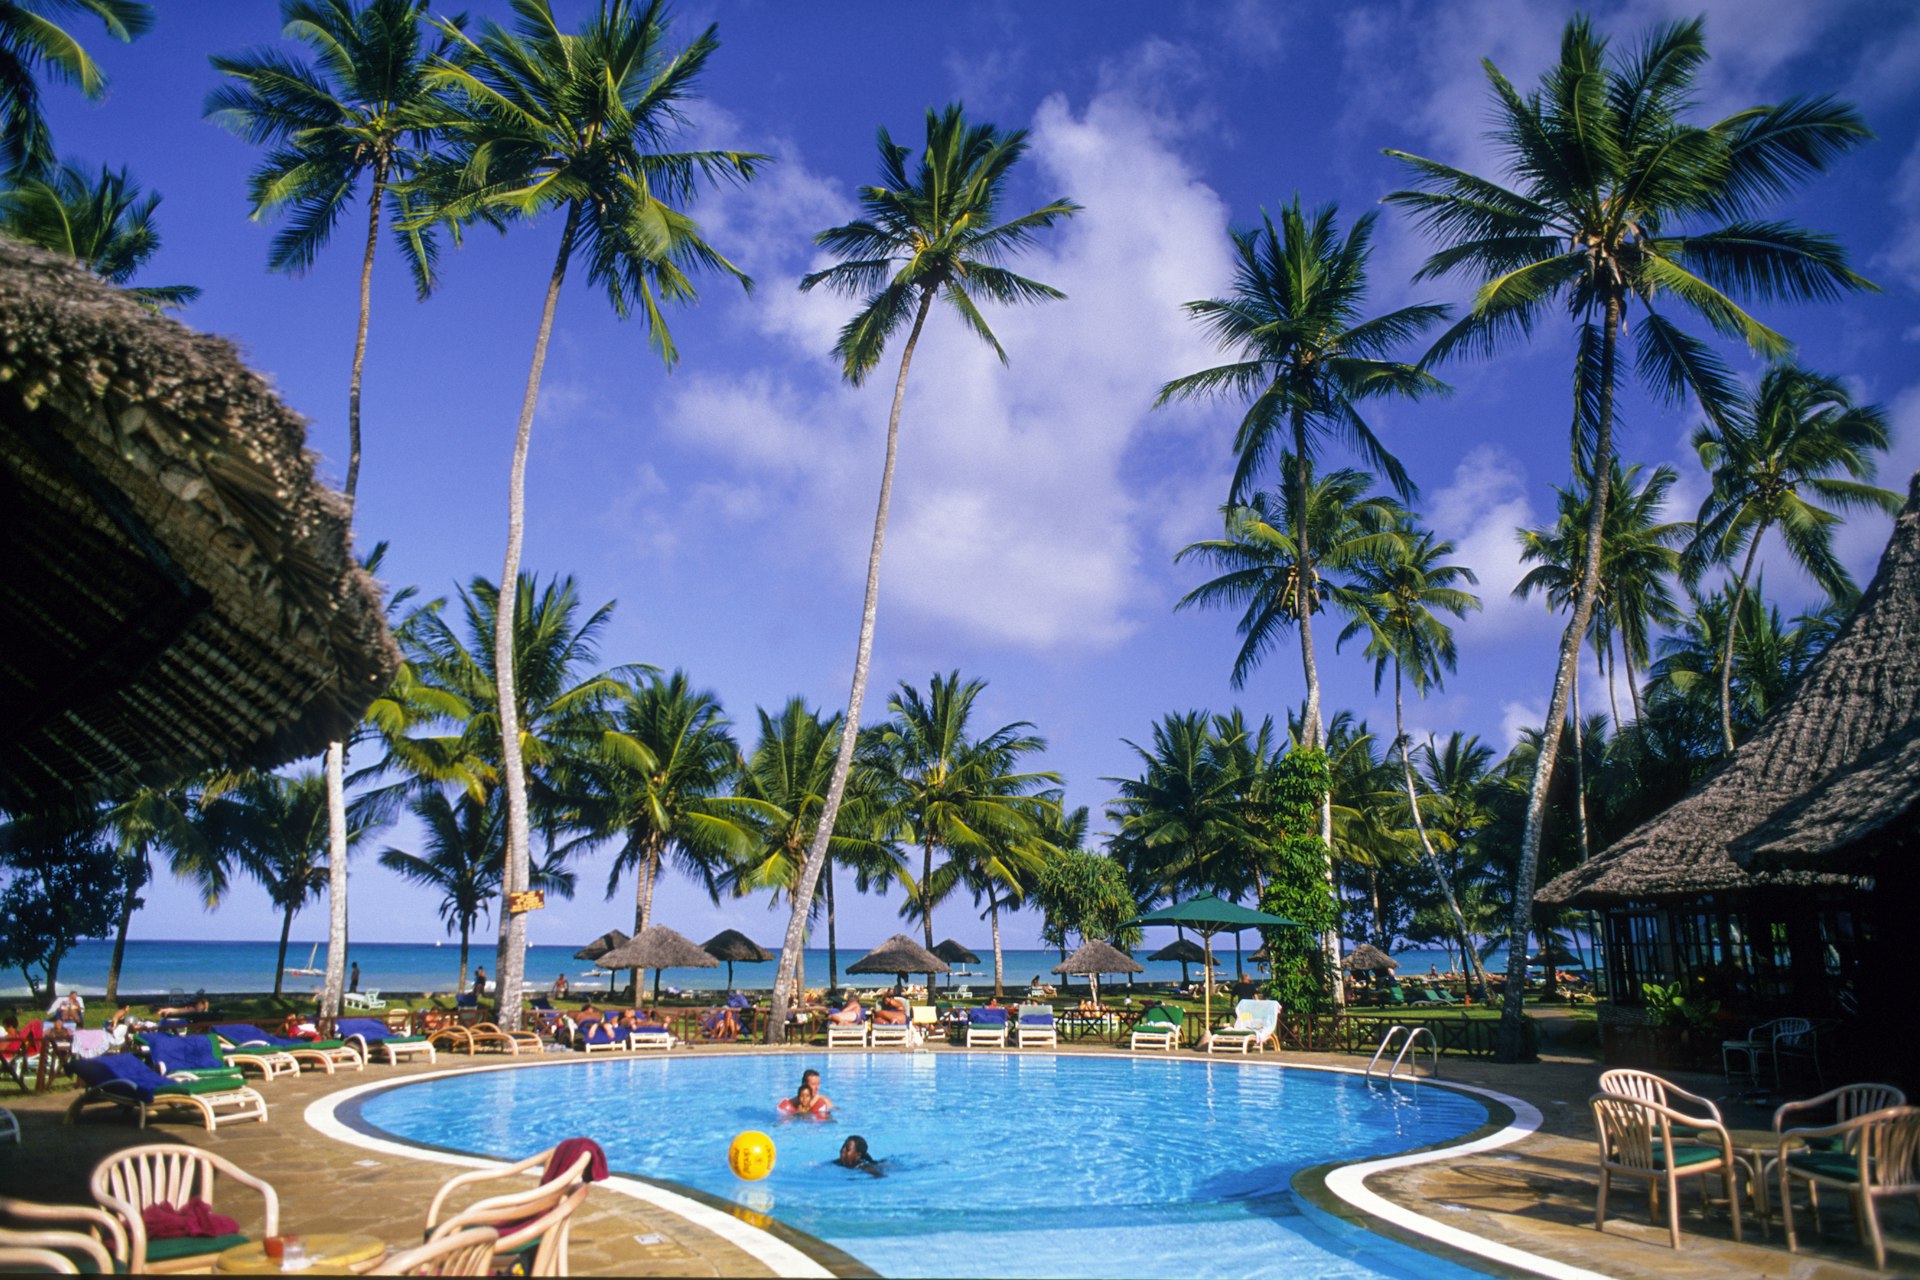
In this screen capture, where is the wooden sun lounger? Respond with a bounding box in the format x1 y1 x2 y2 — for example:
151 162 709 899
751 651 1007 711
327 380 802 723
469 1023 543 1054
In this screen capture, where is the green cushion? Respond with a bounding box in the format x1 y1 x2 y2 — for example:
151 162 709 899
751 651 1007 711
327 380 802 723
382 1035 428 1044
221 1046 280 1057
144 1233 248 1263
304 1040 349 1051
1652 1141 1724 1169
1788 1150 1862 1181
155 1076 247 1096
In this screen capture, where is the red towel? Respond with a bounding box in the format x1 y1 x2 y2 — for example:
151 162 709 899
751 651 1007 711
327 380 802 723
142 1200 240 1239
542 1137 608 1185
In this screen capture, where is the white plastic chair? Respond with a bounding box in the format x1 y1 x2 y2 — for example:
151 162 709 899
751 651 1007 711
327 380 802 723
378 1226 499 1275
91 1144 278 1273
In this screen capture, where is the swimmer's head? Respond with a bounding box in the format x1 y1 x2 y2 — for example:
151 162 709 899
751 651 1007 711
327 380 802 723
839 1135 870 1165
802 1069 820 1089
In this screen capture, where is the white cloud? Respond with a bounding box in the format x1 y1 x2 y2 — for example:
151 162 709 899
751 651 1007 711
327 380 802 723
659 61 1239 652
1500 699 1544 748
1883 136 1920 294
1427 444 1552 642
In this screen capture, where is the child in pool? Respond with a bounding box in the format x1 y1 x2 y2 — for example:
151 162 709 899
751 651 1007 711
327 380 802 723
837 1135 883 1177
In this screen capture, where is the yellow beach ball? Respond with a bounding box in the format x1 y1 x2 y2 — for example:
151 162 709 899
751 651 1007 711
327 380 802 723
728 1130 776 1181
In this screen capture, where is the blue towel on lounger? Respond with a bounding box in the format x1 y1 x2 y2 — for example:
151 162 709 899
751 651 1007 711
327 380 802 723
969 1008 1007 1026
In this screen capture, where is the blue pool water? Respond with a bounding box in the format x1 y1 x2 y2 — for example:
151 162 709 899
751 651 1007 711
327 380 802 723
351 1054 1493 1279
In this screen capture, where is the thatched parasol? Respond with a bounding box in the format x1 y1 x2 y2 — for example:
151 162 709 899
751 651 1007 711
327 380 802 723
702 929 773 990
1053 940 1143 1004
595 926 717 1005
1148 938 1208 986
932 939 980 988
574 929 629 991
1341 944 1400 972
848 934 949 987
0 240 398 811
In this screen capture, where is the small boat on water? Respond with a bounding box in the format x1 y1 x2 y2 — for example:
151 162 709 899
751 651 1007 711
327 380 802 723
284 943 323 977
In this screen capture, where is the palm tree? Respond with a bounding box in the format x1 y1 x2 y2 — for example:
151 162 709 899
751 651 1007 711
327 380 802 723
1155 199 1445 770
418 0 761 1025
197 771 360 995
957 823 1052 999
0 0 150 175
409 572 624 997
1648 582 1842 745
1516 462 1688 858
1107 711 1261 905
1338 522 1488 994
863 672 1059 996
1687 364 1897 753
0 160 197 305
210 2 459 1016
766 104 1077 1039
100 783 216 1003
722 698 902 996
1174 458 1405 994
1385 14 1875 1058
378 788 500 989
590 671 761 993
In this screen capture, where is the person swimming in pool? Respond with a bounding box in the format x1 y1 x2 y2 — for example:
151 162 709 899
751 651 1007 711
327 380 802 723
801 1068 832 1112
837 1135 883 1177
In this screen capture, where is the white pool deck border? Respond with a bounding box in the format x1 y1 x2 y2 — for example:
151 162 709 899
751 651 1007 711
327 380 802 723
306 1047 1599 1280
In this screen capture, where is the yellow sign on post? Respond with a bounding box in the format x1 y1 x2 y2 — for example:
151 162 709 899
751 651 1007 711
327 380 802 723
507 890 546 914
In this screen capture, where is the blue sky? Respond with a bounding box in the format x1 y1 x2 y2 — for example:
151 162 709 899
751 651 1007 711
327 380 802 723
46 0 1920 953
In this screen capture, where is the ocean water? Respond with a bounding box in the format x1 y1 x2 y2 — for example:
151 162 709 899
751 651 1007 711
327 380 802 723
2 939 1479 1000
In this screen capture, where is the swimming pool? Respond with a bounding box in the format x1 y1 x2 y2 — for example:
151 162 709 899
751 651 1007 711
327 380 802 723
349 1054 1493 1279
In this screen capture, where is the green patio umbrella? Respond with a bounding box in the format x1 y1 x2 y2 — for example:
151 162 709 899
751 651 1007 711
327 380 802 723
1128 895 1298 1031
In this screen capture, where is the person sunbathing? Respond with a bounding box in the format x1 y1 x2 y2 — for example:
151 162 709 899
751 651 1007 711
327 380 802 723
827 994 864 1025
701 1006 740 1040
873 994 909 1025
153 996 210 1020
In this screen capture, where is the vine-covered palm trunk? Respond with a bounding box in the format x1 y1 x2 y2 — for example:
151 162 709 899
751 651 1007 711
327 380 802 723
1290 418 1343 1006
492 204 581 1032
767 293 933 1044
1500 295 1620 1061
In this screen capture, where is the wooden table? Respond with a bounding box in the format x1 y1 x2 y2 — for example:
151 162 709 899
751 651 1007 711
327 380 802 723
216 1233 388 1274
1725 1127 1781 1231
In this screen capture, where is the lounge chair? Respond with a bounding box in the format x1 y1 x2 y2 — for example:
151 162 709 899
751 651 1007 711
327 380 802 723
868 1017 914 1048
2 1021 44 1090
213 1024 362 1074
965 1007 1008 1049
424 1144 599 1277
382 1225 500 1275
625 1018 675 1052
1206 998 1280 1054
466 1022 543 1055
826 1009 868 1049
910 1005 943 1045
1779 1104 1920 1270
1129 1004 1184 1052
141 1033 251 1088
1014 1004 1057 1049
0 1196 128 1273
67 1057 267 1132
578 1021 628 1054
342 989 387 1012
92 1144 278 1273
1591 1092 1743 1249
336 1018 436 1065
0 1105 17 1144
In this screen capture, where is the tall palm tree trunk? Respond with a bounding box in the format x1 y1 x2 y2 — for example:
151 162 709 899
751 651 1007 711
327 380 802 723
1291 419 1343 1006
1624 649 1645 723
1395 674 1490 1000
492 202 581 1033
767 290 934 1043
1500 295 1619 1062
824 857 838 995
1604 636 1623 733
1570 670 1591 863
1717 534 1765 754
631 844 660 1006
458 922 470 992
988 882 1004 998
104 856 147 1006
274 902 295 998
321 161 390 1022
920 836 938 995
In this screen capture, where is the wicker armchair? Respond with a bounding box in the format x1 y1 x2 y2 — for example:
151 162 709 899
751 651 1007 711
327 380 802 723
1591 1092 1743 1249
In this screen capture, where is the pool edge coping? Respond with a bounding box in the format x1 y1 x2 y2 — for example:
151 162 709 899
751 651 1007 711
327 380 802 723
303 1053 865 1280
304 1047 1600 1280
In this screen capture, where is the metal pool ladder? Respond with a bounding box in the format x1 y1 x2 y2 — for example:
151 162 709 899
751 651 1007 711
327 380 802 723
1365 1024 1438 1083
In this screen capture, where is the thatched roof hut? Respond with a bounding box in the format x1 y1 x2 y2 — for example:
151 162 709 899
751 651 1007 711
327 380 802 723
595 926 717 973
1536 472 1920 908
1340 943 1399 971
573 929 630 961
932 939 980 965
0 240 397 810
1052 940 1143 976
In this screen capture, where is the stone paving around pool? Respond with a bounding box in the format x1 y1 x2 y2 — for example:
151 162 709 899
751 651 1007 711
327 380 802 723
3 1038 1913 1277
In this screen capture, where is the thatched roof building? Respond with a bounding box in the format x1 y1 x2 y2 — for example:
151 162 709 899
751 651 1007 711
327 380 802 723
1537 471 1920 909
0 240 397 810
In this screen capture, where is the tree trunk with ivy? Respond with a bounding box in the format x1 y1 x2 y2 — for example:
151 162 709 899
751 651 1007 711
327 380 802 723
1258 748 1338 1024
